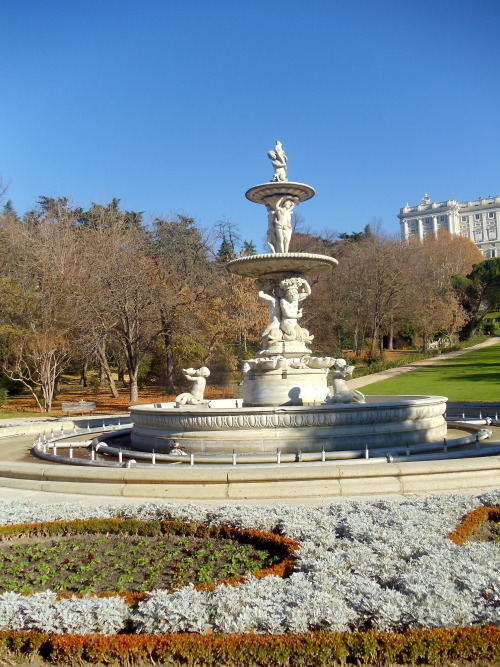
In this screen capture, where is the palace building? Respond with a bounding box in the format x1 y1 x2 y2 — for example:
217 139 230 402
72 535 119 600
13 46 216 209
399 193 500 258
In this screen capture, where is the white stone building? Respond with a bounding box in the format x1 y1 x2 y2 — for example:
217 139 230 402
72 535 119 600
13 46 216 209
399 193 500 258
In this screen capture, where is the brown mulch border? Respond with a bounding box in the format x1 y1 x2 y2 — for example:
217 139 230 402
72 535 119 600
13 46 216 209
0 626 498 666
447 506 500 546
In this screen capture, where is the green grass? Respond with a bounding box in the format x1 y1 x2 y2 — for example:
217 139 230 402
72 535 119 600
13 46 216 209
362 342 500 401
0 410 45 420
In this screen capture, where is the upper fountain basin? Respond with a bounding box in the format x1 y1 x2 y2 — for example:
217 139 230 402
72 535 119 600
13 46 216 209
246 182 315 204
227 252 338 279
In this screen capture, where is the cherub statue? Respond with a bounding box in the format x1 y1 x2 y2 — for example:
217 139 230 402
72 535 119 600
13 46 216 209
326 359 365 404
175 367 210 405
279 277 313 343
256 278 283 344
267 140 288 182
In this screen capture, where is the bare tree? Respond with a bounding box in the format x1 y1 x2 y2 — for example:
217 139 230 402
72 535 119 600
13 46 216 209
0 198 84 410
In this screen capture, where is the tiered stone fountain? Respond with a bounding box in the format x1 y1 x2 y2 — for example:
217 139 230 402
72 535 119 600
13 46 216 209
129 143 448 456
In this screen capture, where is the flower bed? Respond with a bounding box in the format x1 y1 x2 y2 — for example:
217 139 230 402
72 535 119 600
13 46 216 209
0 519 298 600
0 491 497 664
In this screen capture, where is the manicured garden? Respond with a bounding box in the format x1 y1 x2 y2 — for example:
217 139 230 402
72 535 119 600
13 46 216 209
0 526 281 596
0 492 497 664
362 341 500 401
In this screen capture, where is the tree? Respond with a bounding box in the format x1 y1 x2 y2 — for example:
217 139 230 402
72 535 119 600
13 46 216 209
149 215 215 392
217 238 235 262
2 200 19 221
241 240 257 256
454 257 500 336
0 199 85 411
214 219 241 263
403 232 481 349
75 214 160 404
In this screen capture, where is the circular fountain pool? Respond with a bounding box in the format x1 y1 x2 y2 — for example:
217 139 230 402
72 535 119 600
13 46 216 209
129 395 448 455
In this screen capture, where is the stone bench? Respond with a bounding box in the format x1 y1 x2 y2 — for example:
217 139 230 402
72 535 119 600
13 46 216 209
61 401 97 415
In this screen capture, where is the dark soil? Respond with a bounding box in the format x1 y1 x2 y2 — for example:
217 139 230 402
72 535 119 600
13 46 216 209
471 519 500 543
0 533 279 595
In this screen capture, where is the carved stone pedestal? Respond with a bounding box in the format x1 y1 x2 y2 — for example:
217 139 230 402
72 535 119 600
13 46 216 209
243 366 329 407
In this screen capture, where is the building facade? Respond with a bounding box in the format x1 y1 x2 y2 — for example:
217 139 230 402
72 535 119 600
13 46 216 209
399 194 500 258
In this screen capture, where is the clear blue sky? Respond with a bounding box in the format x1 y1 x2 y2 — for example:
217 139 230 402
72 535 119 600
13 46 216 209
2 0 500 250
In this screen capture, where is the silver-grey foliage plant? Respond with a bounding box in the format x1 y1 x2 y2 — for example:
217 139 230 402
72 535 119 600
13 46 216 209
0 490 497 635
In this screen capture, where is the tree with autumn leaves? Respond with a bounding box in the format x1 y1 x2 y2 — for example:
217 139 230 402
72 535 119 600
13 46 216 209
0 194 493 412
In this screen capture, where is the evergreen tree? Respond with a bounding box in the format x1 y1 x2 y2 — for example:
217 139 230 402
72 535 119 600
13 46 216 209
217 238 236 262
241 240 257 256
2 200 19 221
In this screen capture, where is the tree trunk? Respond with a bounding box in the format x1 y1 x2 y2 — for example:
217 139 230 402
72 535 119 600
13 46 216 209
121 338 140 404
129 367 139 403
96 342 120 399
99 363 106 386
80 359 88 387
387 322 394 350
162 320 176 395
117 360 126 385
368 324 379 363
54 372 61 395
352 323 359 356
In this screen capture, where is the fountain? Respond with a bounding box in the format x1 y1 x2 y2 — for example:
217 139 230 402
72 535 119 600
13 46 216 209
129 143 449 457
24 147 497 496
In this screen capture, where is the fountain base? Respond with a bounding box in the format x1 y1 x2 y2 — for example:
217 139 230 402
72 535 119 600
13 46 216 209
129 395 447 455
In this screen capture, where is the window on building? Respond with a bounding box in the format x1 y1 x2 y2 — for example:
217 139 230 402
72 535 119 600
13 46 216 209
439 216 446 222
487 226 498 241
475 214 482 220
488 212 496 218
461 216 468 222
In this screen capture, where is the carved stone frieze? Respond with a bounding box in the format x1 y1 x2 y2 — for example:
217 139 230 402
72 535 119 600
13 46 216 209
131 398 447 433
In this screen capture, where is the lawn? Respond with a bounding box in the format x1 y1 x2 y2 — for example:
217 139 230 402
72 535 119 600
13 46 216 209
362 342 500 401
0 410 48 420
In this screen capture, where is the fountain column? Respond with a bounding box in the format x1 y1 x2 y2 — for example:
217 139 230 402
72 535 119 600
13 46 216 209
227 142 338 406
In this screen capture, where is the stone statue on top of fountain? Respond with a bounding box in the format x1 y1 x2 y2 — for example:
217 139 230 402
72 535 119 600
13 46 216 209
268 140 288 182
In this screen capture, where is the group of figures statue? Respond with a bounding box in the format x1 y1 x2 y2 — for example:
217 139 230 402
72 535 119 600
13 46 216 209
264 141 298 254
257 276 314 345
265 196 298 253
267 140 288 182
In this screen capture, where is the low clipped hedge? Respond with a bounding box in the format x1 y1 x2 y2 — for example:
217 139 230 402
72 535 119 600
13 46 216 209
0 519 299 604
448 506 500 546
0 626 498 666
